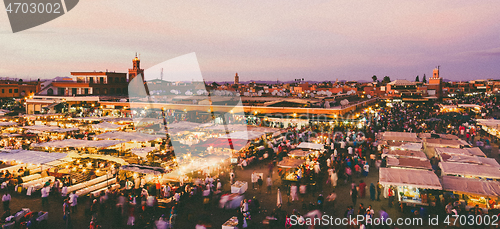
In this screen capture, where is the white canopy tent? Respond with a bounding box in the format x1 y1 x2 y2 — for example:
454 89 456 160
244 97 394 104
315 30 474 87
130 147 156 159
379 167 442 190
439 162 500 179
288 149 312 158
66 152 128 165
378 132 421 142
219 131 266 141
32 139 126 149
441 176 500 198
437 152 500 168
382 150 428 160
435 147 486 158
0 122 17 127
277 157 306 169
23 125 79 133
95 131 165 142
91 122 125 131
393 143 423 151
120 164 167 174
297 142 324 151
0 149 67 165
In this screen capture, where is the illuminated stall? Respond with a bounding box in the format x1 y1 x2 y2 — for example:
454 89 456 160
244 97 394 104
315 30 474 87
379 168 442 207
441 176 500 213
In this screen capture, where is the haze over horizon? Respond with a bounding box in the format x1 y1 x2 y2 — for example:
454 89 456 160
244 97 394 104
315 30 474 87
1 0 499 82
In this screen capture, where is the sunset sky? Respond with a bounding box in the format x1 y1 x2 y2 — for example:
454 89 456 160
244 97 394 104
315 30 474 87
0 0 499 82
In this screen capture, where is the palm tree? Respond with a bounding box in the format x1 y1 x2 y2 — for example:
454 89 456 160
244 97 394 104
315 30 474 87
372 75 377 82
382 76 391 84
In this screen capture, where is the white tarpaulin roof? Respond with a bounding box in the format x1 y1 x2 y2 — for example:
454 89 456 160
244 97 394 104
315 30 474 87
205 124 248 132
219 131 265 140
23 125 79 133
0 149 67 164
394 143 423 151
288 149 312 158
382 150 427 160
67 152 128 165
297 142 324 150
439 162 500 179
92 122 125 130
441 176 500 198
277 157 306 168
95 131 164 142
476 119 500 128
379 132 420 142
424 138 470 148
120 164 166 174
386 157 432 170
379 167 442 190
71 117 107 121
166 121 207 134
438 152 500 168
167 121 204 130
435 147 486 157
32 139 125 148
131 147 155 159
0 122 17 127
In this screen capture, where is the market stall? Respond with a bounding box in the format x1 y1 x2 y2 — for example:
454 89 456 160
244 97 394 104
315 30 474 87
441 176 500 212
91 122 126 132
434 147 487 158
31 139 126 152
379 167 442 207
382 150 428 160
386 157 432 170
437 152 500 168
277 157 306 181
296 142 324 151
119 164 168 194
439 162 500 180
288 149 313 159
477 119 500 139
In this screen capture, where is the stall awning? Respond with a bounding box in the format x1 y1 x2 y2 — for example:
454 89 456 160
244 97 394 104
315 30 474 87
441 176 500 198
0 122 17 127
195 138 249 152
120 164 166 174
0 149 67 165
435 147 486 158
439 162 500 179
438 153 500 168
95 131 165 142
23 125 79 133
92 122 125 131
288 149 312 158
297 142 324 151
379 168 442 190
32 139 126 149
219 131 266 140
277 157 306 169
131 147 155 159
386 157 432 170
67 152 128 165
378 132 420 142
382 150 427 160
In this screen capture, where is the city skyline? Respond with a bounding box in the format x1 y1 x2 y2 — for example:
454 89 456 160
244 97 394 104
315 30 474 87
1 0 499 82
